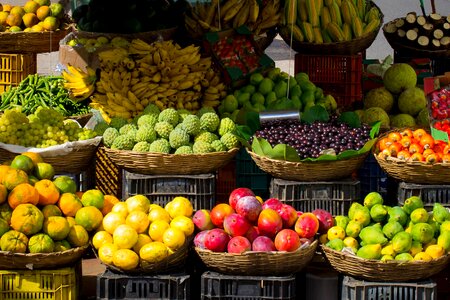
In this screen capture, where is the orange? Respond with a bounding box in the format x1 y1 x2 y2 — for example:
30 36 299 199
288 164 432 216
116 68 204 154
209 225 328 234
0 218 9 237
0 165 11 183
81 189 104 209
113 224 138 249
125 195 150 213
112 248 139 271
21 152 43 166
2 4 12 12
34 179 60 205
54 240 71 252
139 241 168 263
10 203 44 236
162 227 185 251
43 216 70 240
0 203 12 224
66 224 89 247
42 15 59 31
0 184 6 204
74 206 103 232
10 155 34 174
0 230 28 253
92 230 113 250
36 5 50 21
101 195 120 216
66 216 76 227
49 3 64 18
148 205 171 223
170 215 194 237
9 26 22 32
126 211 149 233
41 204 62 218
6 13 22 27
34 162 54 180
102 211 126 234
10 6 25 17
8 183 39 209
132 233 152 253
165 197 193 218
24 1 40 14
111 202 128 219
30 23 44 32
28 175 39 186
57 193 83 217
148 220 170 242
0 11 8 25
34 0 51 6
98 242 118 265
53 176 77 194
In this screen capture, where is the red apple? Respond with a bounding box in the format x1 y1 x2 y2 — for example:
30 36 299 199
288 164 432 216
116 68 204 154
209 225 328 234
277 204 298 229
204 228 230 252
312 208 334 234
227 236 251 253
193 209 214 231
245 226 260 243
235 195 262 223
257 208 283 239
223 213 251 237
295 212 319 239
262 198 283 211
229 187 255 209
274 229 301 252
252 236 276 251
210 203 235 228
194 230 209 249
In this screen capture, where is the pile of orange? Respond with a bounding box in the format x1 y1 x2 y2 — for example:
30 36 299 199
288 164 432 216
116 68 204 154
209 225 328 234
377 128 450 164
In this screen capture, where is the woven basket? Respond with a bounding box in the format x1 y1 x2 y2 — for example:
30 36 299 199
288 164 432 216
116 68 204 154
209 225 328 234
99 236 192 275
102 147 239 175
195 239 318 276
322 245 450 282
383 19 450 59
0 245 88 270
247 149 368 182
279 2 383 55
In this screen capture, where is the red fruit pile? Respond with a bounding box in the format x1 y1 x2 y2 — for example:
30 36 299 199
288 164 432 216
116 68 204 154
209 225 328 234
193 187 333 253
430 88 450 120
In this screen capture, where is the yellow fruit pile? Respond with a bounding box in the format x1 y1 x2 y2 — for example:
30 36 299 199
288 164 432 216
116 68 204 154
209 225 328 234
94 195 195 271
0 152 118 253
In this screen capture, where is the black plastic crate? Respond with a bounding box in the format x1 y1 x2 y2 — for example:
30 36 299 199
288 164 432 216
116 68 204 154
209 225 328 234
236 148 271 200
201 271 296 300
397 182 450 210
97 270 190 300
358 155 388 199
269 178 360 215
341 276 437 300
122 171 216 210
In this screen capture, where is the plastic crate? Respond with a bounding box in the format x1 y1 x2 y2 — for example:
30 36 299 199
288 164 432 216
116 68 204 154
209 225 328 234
397 182 450 210
201 271 296 300
0 266 78 300
0 53 37 94
122 171 215 210
236 148 271 200
95 147 122 198
358 155 388 199
216 160 237 204
294 53 363 110
269 178 360 215
97 270 190 300
341 276 437 300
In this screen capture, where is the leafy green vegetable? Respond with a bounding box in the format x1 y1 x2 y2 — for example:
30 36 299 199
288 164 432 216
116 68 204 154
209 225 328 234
301 105 329 124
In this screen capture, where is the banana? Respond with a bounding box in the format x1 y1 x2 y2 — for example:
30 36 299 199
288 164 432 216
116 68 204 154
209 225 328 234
233 0 250 28
177 80 194 90
223 0 246 22
249 0 259 23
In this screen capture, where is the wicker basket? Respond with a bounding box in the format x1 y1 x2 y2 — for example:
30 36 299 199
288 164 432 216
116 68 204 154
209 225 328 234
0 245 88 270
383 19 450 59
279 2 383 55
102 147 239 175
195 239 318 276
247 149 369 182
322 245 450 282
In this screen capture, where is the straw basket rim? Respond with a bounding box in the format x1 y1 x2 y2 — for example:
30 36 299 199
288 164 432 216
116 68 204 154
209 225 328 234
0 244 89 270
246 148 369 181
101 146 240 175
195 239 318 275
321 244 450 281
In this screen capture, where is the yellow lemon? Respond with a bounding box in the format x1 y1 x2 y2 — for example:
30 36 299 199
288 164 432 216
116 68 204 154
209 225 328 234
113 224 138 249
425 244 445 259
170 215 194 237
139 241 169 263
98 242 118 265
111 202 128 219
148 205 171 223
165 197 193 218
414 251 433 261
102 212 126 235
126 211 150 233
132 233 152 253
162 227 186 251
92 230 113 250
112 248 139 271
126 195 150 213
148 220 170 242
327 226 346 240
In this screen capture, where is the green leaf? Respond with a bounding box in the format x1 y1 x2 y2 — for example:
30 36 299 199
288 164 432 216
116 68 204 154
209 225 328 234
370 121 381 139
252 137 273 156
269 144 300 161
337 149 360 159
315 154 337 161
301 105 329 124
338 111 361 128
235 125 253 148
358 138 378 154
245 111 261 133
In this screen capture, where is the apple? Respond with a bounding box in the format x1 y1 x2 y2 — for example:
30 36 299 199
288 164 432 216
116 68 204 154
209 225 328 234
245 226 260 243
193 209 214 231
223 213 251 237
312 208 334 234
277 204 298 228
257 208 283 239
227 236 252 253
194 230 209 249
204 228 230 252
210 203 235 228
262 198 283 211
295 212 319 239
235 195 262 223
229 187 255 209
252 235 276 251
274 229 301 252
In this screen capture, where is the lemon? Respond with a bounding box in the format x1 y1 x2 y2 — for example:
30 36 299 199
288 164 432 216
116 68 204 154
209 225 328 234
414 251 433 261
170 216 194 237
148 205 171 223
102 212 126 235
162 227 185 251
98 242 118 265
111 202 129 219
139 241 169 263
126 211 150 233
425 244 445 259
92 230 113 250
148 220 170 242
165 197 193 218
112 248 139 271
132 234 152 253
113 224 138 249
327 226 346 240
126 195 150 213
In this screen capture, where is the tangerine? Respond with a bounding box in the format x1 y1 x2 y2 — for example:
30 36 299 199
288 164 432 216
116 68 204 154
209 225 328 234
6 14 22 28
101 195 120 216
21 152 43 166
22 12 39 28
74 206 103 231
66 224 89 247
23 1 40 14
0 184 6 204
36 5 50 21
81 189 104 209
41 204 62 218
8 183 39 208
10 155 34 174
43 216 70 240
34 162 54 180
57 193 83 217
34 179 60 205
92 230 113 250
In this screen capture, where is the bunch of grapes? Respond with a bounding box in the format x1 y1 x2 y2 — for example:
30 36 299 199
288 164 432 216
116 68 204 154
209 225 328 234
0 107 98 148
254 116 371 159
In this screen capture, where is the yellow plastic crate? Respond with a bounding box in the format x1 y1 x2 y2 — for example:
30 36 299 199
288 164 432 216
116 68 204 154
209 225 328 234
0 53 37 94
0 266 78 300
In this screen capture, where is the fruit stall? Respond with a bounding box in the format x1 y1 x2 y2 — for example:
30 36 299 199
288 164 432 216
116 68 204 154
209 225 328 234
1 0 450 299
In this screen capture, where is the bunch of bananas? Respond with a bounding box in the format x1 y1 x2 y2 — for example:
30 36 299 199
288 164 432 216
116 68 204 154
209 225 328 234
90 39 227 122
62 65 97 102
185 0 282 38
